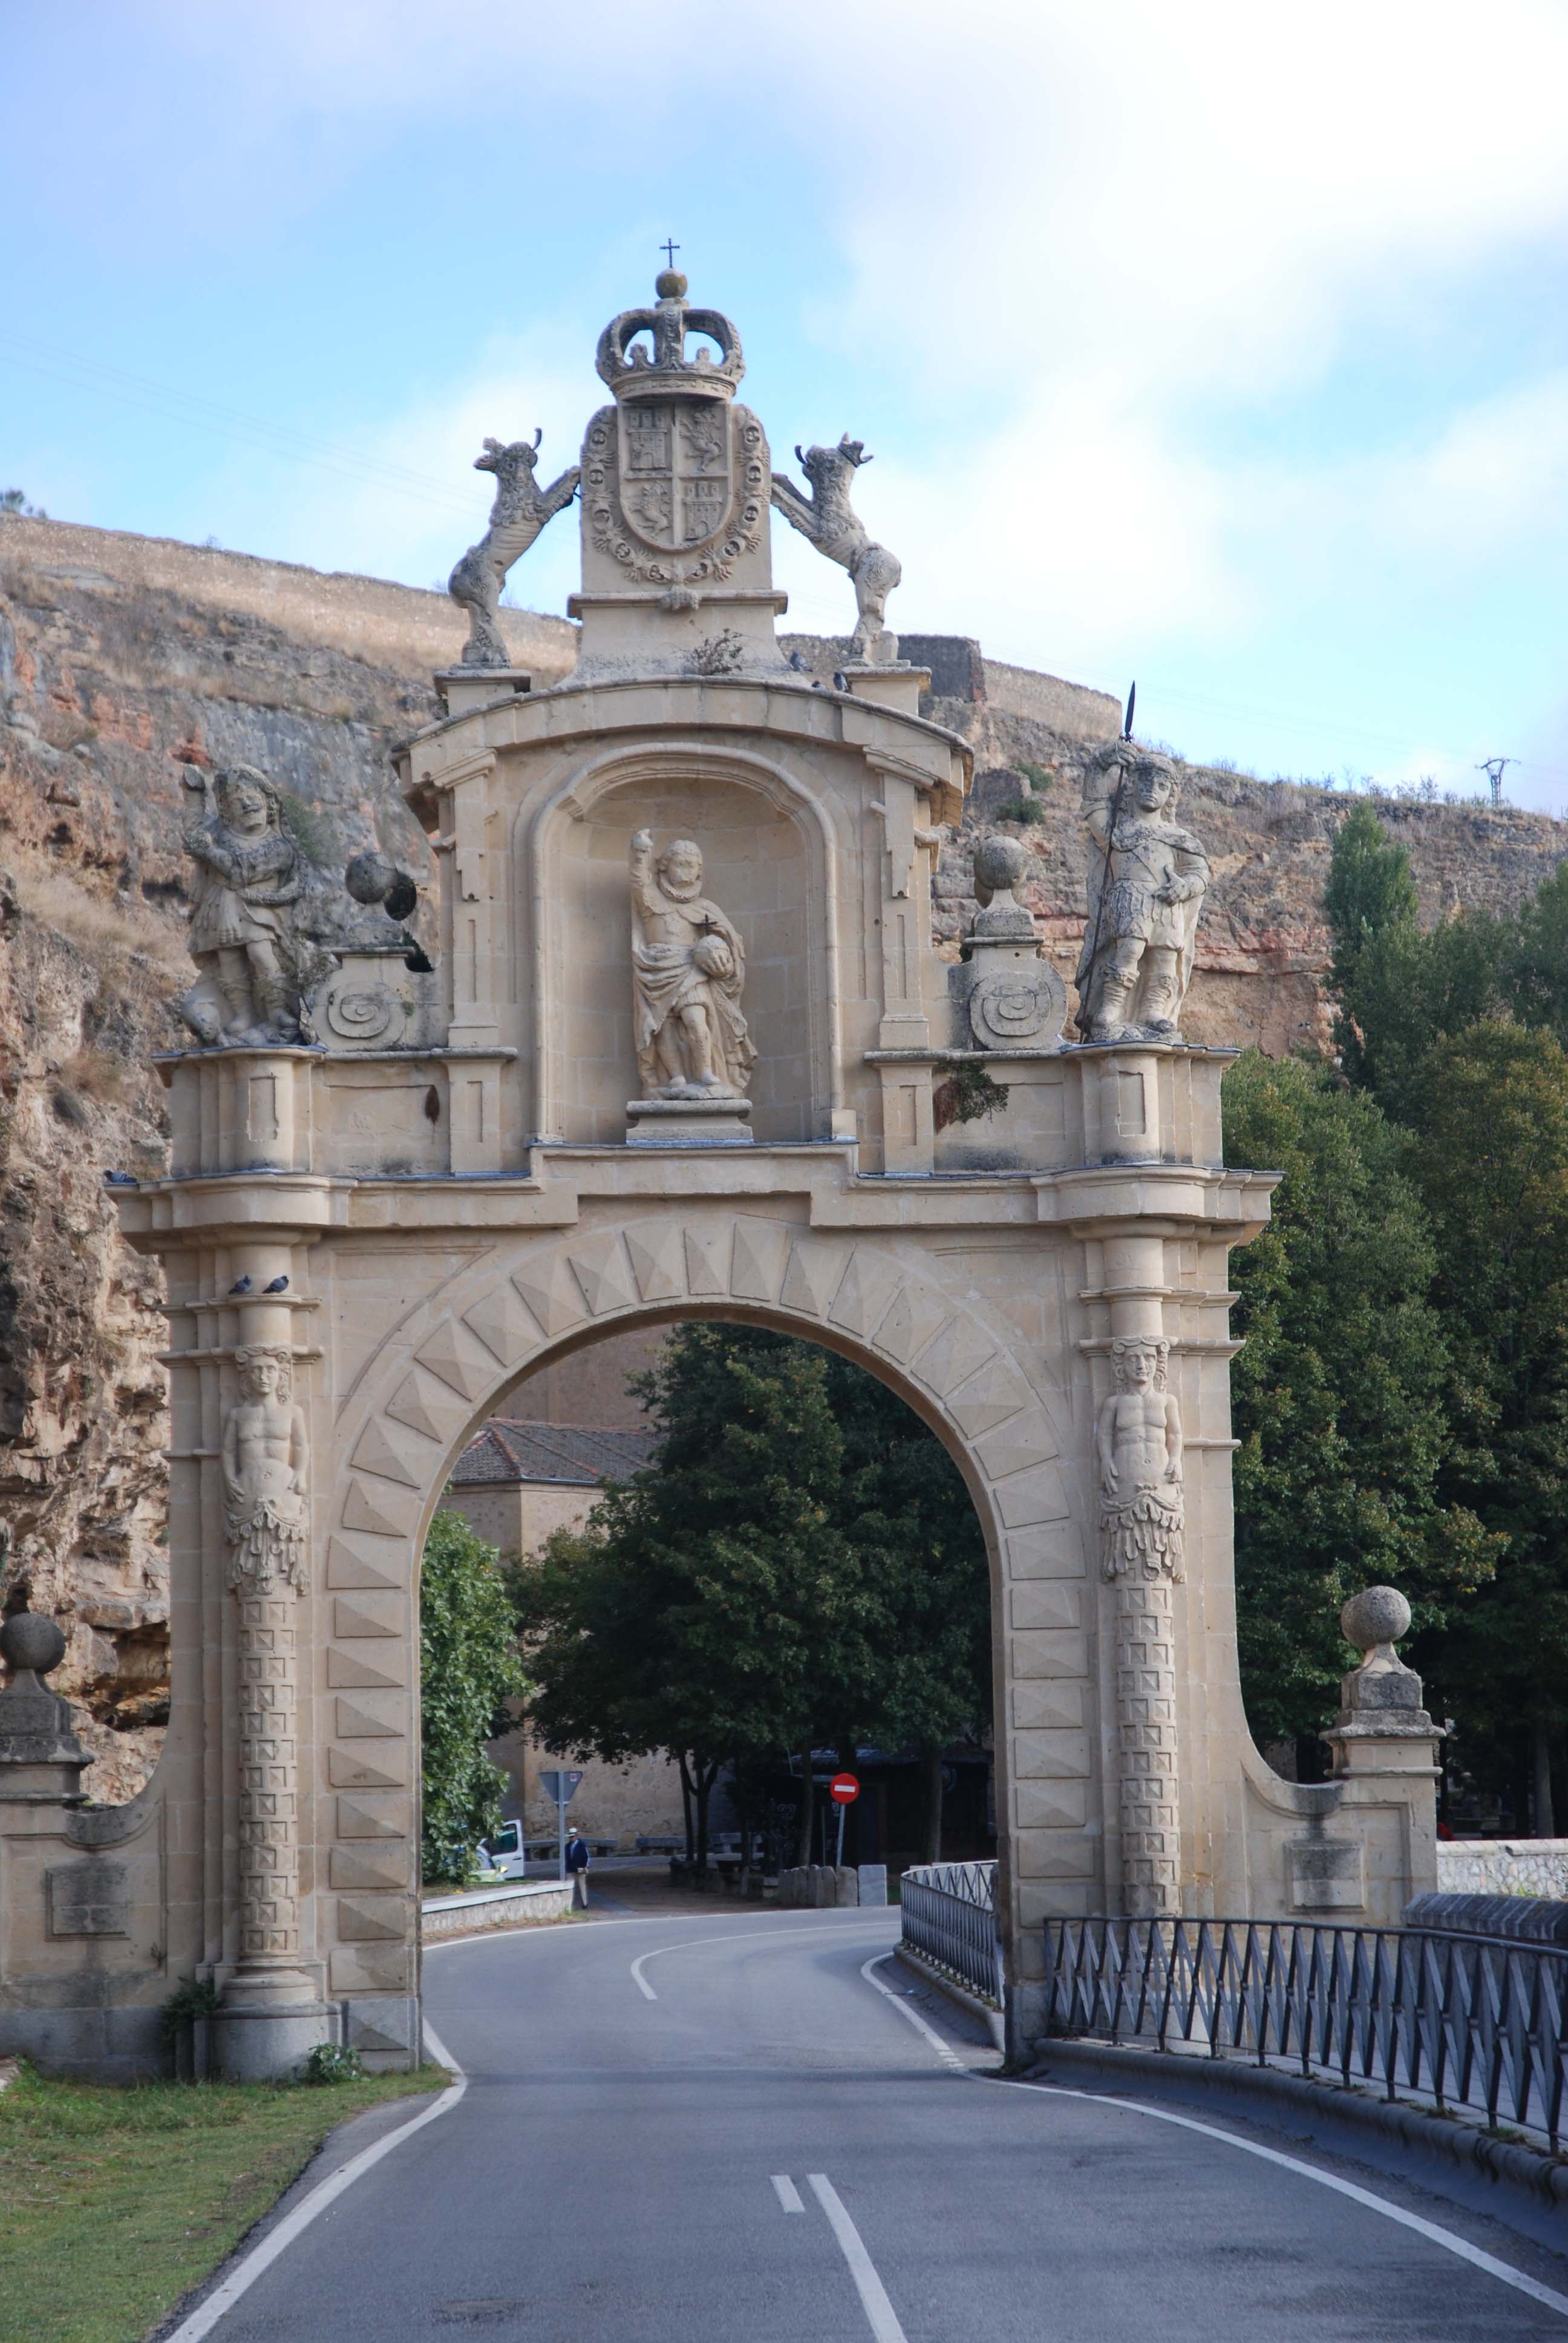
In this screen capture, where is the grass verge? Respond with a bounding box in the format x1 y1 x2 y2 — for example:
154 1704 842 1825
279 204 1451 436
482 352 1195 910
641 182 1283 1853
0 2059 445 2343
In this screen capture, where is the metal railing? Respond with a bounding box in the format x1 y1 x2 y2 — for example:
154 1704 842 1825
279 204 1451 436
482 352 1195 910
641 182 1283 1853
1042 1916 1568 2152
900 1860 1002 2006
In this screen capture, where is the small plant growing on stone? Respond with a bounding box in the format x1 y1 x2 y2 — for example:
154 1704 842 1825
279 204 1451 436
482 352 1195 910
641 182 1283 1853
1017 760 1055 794
159 1974 220 2046
686 629 744 677
933 1063 1010 1132
303 2042 365 2085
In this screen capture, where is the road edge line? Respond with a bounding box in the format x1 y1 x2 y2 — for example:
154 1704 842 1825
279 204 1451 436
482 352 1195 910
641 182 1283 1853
159 2024 467 2343
807 2173 910 2343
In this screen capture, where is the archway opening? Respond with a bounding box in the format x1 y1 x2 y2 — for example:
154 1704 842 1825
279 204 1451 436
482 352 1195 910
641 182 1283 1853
422 1311 998 1910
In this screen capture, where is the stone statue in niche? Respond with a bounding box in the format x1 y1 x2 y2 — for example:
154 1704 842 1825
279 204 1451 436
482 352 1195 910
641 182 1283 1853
770 437 901 662
1097 1335 1184 1582
1076 744 1210 1043
448 434 580 669
177 765 325 1047
223 1345 310 1596
629 831 755 1099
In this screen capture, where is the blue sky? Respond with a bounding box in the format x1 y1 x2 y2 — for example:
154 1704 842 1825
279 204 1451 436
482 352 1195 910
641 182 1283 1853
4 1 1567 805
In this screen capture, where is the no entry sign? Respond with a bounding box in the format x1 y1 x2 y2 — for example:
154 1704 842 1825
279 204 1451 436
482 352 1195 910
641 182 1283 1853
829 1772 860 1806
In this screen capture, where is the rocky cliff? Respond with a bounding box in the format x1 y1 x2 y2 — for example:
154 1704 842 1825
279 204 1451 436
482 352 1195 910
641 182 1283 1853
2 518 1564 1802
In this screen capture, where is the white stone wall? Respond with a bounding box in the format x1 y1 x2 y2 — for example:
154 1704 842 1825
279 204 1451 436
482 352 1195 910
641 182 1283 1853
1436 1839 1568 1899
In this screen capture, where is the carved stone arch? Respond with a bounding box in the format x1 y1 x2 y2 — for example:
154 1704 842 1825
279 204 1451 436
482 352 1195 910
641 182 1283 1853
521 744 844 1142
329 1213 1077 1613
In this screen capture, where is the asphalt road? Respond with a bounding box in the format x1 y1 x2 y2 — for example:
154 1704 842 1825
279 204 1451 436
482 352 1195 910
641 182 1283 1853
195 1907 1568 2341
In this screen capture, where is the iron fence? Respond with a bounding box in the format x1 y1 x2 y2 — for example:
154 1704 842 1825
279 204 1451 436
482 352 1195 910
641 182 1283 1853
900 1860 1002 2006
1042 1916 1568 2153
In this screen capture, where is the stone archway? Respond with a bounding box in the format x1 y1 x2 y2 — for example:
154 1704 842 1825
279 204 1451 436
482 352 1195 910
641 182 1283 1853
324 1213 1074 2064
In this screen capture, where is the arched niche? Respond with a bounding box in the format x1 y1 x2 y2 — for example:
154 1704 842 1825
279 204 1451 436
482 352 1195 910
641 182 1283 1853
532 749 834 1144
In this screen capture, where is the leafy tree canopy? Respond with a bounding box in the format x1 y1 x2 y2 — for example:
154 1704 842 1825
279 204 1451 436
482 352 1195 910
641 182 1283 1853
1224 1049 1492 1745
420 1509 531 1886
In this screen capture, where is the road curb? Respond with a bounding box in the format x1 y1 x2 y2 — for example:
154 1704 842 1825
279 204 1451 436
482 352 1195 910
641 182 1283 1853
1025 2037 1568 2211
892 1945 1006 2053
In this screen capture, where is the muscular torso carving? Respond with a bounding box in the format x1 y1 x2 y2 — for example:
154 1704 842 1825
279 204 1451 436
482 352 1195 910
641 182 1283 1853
222 1346 310 1596
1097 1336 1184 1582
629 831 755 1099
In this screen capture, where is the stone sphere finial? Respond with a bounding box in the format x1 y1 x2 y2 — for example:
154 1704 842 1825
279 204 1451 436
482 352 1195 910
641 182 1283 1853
1 1610 67 1678
345 850 397 906
1341 1585 1411 1657
656 269 688 301
973 836 1029 897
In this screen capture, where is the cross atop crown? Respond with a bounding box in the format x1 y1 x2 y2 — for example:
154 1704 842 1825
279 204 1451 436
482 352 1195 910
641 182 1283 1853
595 270 746 405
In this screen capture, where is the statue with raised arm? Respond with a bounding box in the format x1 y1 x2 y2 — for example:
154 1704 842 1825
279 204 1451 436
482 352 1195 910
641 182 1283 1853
1076 744 1209 1043
770 436 901 661
177 764 322 1047
1097 1336 1184 1583
222 1345 310 1596
629 831 755 1098
448 433 580 669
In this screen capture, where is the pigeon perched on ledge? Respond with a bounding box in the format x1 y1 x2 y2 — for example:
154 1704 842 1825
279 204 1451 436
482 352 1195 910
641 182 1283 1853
103 1170 138 1187
263 1274 290 1294
228 1275 252 1295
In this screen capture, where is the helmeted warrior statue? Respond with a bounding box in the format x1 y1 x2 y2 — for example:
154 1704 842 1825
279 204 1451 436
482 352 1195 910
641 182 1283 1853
1076 744 1209 1043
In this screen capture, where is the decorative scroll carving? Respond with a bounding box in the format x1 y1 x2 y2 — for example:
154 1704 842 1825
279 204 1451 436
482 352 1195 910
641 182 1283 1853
177 766 329 1048
770 437 901 661
629 831 755 1099
1076 745 1210 1044
1098 1335 1184 1918
448 434 580 669
223 1346 310 1597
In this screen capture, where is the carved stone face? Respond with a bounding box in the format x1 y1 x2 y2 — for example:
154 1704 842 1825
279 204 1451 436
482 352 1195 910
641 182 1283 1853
1115 1345 1160 1392
241 1353 281 1399
659 842 703 903
218 775 270 836
1134 762 1177 815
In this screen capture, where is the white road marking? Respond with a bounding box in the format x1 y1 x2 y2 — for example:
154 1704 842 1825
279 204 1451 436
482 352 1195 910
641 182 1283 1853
772 2173 805 2212
631 1918 894 2000
858 1951 971 2071
860 1952 1568 2325
161 2020 467 2342
808 2174 910 2343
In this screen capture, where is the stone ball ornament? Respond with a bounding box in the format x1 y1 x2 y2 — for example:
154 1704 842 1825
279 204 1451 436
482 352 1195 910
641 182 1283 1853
1341 1585 1411 1656
972 834 1030 904
344 853 420 923
1 1610 67 1679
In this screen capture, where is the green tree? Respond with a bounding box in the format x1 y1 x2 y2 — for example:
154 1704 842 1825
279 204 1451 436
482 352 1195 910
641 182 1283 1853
514 1327 877 1868
1324 801 1504 1116
512 1323 993 1867
420 1508 531 1886
820 1346 990 1856
1400 1021 1568 1829
1223 1050 1490 1748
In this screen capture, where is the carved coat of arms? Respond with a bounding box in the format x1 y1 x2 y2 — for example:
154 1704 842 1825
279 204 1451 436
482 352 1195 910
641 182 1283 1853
584 399 766 586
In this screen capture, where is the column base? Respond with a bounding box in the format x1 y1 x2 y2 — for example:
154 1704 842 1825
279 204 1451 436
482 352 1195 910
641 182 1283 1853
626 1095 753 1147
211 2001 336 2081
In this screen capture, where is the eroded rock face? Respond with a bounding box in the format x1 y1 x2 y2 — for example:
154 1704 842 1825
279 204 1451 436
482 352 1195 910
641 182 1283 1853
0 517 574 1801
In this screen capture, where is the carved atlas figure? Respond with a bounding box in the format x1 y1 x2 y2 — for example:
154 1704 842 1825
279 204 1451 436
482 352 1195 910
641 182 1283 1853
770 436 902 661
1076 744 1210 1043
629 830 755 1098
1096 1335 1184 1583
222 1346 310 1596
177 764 323 1047
448 434 581 669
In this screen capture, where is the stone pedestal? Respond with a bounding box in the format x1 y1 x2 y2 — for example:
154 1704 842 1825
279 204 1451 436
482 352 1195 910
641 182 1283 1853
435 667 532 716
626 1095 754 1147
1112 1572 1181 1917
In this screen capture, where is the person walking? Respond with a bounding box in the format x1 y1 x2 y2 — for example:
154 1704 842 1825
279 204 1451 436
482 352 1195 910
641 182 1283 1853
565 1824 590 1909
